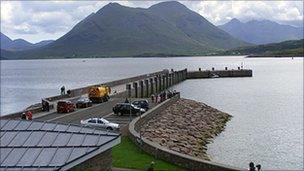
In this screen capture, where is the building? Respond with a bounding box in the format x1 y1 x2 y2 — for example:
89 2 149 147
0 119 120 171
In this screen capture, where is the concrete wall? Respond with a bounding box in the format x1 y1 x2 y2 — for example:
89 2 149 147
187 69 252 79
125 69 187 99
48 70 168 102
70 149 112 171
128 94 242 171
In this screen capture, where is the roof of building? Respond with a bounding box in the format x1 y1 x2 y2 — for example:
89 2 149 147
0 119 120 171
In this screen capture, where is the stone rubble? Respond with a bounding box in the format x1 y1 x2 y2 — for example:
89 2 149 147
140 98 232 160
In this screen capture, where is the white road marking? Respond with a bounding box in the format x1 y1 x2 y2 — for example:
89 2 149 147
104 112 114 118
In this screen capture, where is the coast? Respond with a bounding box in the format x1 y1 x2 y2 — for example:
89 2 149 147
140 98 232 160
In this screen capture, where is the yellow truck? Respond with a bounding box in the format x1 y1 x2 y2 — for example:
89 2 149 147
88 85 111 103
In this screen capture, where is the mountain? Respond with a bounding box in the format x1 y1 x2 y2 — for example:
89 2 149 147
0 33 13 49
218 18 303 45
1 1 248 59
0 32 54 51
221 39 304 57
34 40 54 47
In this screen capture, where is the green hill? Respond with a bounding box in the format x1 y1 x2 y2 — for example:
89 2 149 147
1 1 248 60
221 39 304 57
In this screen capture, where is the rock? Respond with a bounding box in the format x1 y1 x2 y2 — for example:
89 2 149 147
139 98 232 161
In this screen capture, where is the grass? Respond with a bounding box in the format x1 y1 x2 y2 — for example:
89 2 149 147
112 136 185 171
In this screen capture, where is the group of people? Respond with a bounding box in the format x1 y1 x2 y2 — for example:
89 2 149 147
21 110 32 120
150 90 178 103
60 86 71 96
249 162 261 171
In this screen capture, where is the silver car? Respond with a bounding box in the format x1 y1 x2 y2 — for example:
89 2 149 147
80 118 119 130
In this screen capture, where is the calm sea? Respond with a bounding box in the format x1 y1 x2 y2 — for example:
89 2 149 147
1 56 303 169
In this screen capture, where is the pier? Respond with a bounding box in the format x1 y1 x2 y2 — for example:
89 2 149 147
1 67 252 171
1 67 252 123
187 68 253 79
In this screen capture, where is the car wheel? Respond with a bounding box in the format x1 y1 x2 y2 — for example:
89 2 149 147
106 127 113 130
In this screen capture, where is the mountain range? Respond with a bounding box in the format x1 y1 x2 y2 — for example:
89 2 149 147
218 18 303 45
1 1 248 59
0 33 54 51
1 1 303 60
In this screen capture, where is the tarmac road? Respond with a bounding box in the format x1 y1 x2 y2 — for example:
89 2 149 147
35 98 124 124
35 97 156 131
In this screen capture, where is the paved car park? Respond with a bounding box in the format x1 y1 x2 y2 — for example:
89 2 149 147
34 97 157 132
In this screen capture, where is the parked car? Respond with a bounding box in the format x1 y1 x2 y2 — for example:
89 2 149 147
80 118 119 130
113 103 146 116
132 99 149 110
57 100 75 113
76 97 92 108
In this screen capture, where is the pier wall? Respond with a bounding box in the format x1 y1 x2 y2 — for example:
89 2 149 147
1 68 251 119
187 69 252 79
125 69 187 99
128 93 241 171
46 70 168 102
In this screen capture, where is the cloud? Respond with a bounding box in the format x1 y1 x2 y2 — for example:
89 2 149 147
186 1 303 26
1 1 303 43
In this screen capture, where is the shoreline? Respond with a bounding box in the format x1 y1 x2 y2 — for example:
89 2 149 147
0 55 244 61
140 98 232 160
246 55 304 58
2 54 303 61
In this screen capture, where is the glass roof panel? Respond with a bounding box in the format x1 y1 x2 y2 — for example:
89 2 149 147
17 148 42 166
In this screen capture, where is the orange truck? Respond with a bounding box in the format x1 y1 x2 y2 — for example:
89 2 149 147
88 85 111 103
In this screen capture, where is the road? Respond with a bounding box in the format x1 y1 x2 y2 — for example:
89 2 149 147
35 97 156 129
35 98 123 123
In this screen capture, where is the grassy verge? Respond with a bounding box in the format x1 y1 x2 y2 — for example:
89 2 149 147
112 136 185 171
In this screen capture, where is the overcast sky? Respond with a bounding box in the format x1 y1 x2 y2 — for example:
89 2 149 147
1 0 303 43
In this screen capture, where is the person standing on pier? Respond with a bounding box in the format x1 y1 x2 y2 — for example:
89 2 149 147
25 111 32 120
249 162 255 171
61 86 65 95
157 95 161 103
151 94 155 103
21 112 26 120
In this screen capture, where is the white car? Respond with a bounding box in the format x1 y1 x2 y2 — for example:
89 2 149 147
80 118 119 130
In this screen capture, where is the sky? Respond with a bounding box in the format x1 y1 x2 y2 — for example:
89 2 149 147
1 0 303 43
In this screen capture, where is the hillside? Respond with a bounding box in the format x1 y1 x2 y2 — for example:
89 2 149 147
1 1 248 60
221 39 304 57
0 32 54 51
219 19 303 45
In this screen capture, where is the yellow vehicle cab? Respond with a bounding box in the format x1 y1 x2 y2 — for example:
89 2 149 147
88 85 111 103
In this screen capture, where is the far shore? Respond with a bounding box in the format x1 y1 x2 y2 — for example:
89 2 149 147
4 54 303 61
246 55 304 58
2 52 304 61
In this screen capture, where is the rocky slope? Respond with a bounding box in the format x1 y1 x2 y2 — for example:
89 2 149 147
140 98 232 160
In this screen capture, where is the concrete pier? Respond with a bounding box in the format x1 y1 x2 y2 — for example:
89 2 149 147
139 80 144 98
150 78 154 95
126 84 131 98
0 67 252 171
168 74 172 87
145 79 149 97
133 82 138 98
187 69 252 79
162 75 166 90
1 68 253 120
158 76 162 92
154 77 158 94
